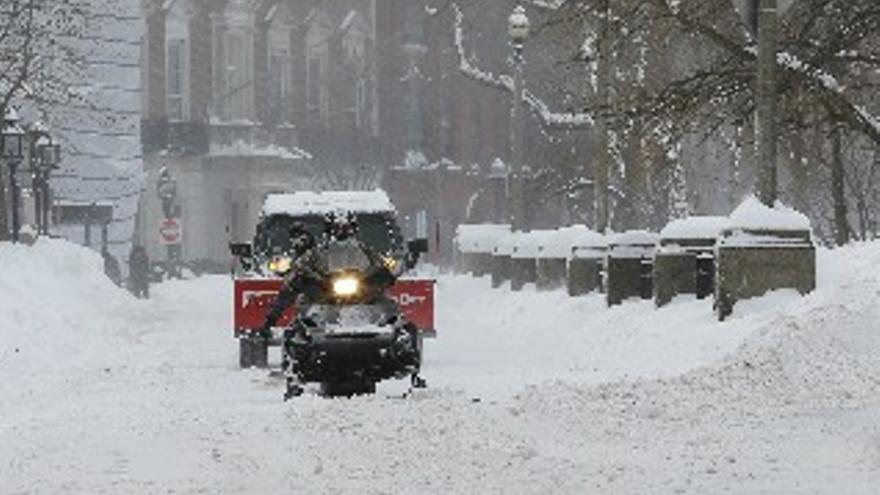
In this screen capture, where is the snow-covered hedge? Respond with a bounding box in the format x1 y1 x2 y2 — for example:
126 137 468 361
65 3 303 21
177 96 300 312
720 196 814 249
485 226 606 260
455 224 511 254
660 216 729 241
607 230 659 259
511 230 558 259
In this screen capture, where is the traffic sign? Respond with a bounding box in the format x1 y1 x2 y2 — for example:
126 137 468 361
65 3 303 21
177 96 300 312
159 218 182 245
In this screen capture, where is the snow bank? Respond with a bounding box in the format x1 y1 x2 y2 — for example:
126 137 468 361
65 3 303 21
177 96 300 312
261 190 396 217
0 239 132 371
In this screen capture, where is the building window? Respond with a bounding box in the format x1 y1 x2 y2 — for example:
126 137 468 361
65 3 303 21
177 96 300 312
307 56 324 124
225 32 247 121
167 39 187 121
353 78 366 128
269 43 290 124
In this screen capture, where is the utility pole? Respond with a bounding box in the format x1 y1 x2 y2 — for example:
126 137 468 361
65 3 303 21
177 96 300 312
594 0 611 233
403 1 426 158
755 0 779 206
0 162 7 241
508 6 530 232
510 46 526 231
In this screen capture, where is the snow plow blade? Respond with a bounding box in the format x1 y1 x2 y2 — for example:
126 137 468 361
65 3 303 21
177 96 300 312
233 278 436 337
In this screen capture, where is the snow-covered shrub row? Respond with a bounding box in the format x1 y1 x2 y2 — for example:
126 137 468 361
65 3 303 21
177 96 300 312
455 224 511 254
459 195 817 263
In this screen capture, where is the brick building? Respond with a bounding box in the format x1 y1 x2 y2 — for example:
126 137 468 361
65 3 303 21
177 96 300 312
139 0 580 268
375 1 579 263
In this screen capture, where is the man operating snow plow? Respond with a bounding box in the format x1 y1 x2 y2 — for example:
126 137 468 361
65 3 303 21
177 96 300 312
229 191 435 399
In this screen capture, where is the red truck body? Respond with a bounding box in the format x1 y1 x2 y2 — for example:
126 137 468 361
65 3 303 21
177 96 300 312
233 278 436 337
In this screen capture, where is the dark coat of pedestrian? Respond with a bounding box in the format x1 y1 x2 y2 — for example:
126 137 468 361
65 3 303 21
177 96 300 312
129 246 150 299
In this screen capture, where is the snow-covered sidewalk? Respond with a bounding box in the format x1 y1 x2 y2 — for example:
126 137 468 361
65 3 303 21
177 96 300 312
1 239 879 493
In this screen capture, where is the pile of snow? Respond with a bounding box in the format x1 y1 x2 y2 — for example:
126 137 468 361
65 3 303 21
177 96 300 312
0 239 133 372
518 240 880 422
720 196 813 248
261 190 396 217
660 216 729 240
727 195 812 232
455 224 510 254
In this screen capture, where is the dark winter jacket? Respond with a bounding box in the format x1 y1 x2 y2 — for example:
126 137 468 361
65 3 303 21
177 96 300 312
129 247 150 284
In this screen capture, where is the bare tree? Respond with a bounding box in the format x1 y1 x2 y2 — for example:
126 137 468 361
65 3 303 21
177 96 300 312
1 0 92 240
451 0 879 239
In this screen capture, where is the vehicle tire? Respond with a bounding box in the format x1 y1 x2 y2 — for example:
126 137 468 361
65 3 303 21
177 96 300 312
239 338 253 369
250 338 269 368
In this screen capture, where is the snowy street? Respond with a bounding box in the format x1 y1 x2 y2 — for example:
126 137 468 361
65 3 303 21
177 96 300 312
2 1 880 492
2 240 879 494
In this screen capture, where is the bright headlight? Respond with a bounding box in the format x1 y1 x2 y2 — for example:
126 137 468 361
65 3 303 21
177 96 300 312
332 277 360 297
268 256 293 274
382 256 398 271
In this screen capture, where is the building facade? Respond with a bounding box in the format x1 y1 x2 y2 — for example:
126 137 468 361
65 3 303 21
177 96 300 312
138 0 379 268
139 0 582 268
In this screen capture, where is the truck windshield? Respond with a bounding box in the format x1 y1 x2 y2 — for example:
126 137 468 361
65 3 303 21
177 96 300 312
255 213 403 256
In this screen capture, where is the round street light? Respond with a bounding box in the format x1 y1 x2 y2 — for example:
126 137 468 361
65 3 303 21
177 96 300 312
508 5 531 45
157 166 178 219
2 107 25 242
2 107 25 161
36 134 61 168
30 122 62 235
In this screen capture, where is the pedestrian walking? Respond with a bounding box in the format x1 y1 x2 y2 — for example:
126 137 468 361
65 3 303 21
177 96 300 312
128 245 150 299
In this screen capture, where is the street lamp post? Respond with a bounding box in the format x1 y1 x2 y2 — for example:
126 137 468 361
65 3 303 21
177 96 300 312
156 166 182 278
508 5 530 232
29 122 61 235
1 108 25 243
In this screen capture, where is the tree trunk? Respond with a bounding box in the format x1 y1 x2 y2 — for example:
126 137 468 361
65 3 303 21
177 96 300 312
756 0 779 206
831 123 850 246
788 126 809 214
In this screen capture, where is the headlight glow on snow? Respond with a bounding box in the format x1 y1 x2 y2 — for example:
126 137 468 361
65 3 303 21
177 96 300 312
268 256 293 274
332 277 360 297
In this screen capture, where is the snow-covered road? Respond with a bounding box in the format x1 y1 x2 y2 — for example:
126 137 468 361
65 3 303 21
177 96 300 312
2 240 879 494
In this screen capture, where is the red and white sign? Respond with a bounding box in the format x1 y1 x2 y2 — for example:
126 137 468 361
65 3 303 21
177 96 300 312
159 218 182 245
233 278 437 337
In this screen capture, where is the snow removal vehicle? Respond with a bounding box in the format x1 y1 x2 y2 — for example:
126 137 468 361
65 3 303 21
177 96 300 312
229 190 435 397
